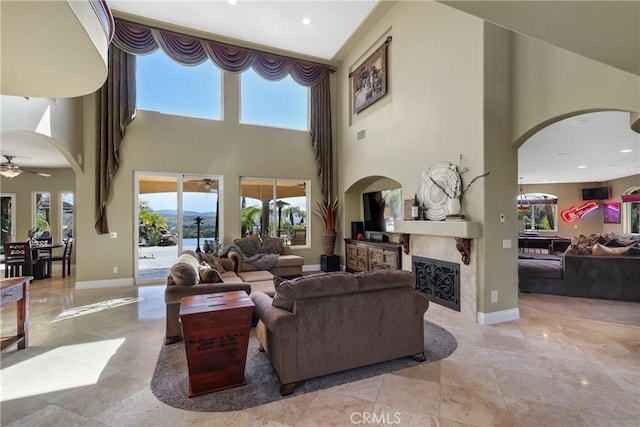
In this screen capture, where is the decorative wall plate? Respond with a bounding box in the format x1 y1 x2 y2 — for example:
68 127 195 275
418 162 461 220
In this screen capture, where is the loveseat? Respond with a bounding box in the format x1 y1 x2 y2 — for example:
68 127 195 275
519 233 640 302
164 250 277 344
225 234 304 277
250 269 430 395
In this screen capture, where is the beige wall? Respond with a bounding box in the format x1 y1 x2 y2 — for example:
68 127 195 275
1 168 76 249
75 72 328 282
511 33 640 145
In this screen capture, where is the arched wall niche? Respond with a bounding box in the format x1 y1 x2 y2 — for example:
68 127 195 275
343 175 403 239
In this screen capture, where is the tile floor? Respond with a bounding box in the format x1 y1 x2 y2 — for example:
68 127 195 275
1 268 639 426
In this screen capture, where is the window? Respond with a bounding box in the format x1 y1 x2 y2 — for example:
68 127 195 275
136 50 222 120
517 193 558 232
623 187 640 234
240 177 309 246
33 192 51 235
240 68 308 130
60 192 74 241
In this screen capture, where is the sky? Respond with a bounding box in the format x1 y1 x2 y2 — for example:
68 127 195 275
136 50 308 130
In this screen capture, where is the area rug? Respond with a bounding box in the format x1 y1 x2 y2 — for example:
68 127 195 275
150 320 457 412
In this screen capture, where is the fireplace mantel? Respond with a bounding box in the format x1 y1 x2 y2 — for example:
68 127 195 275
394 220 481 239
395 220 480 265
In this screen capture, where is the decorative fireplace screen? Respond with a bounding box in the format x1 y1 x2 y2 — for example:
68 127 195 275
412 256 460 311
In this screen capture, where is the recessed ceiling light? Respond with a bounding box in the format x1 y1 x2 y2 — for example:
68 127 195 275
302 17 311 25
577 165 587 169
620 149 633 153
227 0 237 5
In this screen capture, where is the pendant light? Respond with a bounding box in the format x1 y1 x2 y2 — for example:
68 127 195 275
517 177 529 213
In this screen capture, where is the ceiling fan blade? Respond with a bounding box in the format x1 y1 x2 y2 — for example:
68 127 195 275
23 168 51 178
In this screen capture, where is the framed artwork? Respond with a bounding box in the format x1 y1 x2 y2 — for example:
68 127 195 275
603 202 621 223
352 40 388 113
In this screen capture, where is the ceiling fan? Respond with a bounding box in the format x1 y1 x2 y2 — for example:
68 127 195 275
0 155 51 178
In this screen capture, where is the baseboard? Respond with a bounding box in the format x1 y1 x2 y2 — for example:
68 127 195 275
75 278 134 289
477 308 520 325
303 264 345 272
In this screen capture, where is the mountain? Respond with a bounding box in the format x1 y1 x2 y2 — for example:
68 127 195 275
156 209 216 218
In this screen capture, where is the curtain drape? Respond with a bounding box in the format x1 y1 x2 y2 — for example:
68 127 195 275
310 76 334 202
112 19 330 86
95 45 136 234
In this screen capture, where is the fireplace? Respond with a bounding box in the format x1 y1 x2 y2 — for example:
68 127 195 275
412 256 460 311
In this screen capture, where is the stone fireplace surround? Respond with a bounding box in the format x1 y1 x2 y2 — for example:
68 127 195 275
405 234 477 321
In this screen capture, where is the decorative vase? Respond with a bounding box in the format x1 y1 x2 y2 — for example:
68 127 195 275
447 198 461 216
322 230 337 255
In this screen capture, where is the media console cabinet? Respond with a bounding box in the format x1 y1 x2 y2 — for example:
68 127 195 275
344 239 402 272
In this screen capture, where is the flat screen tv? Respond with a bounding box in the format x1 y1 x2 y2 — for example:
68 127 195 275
581 186 609 200
362 188 402 233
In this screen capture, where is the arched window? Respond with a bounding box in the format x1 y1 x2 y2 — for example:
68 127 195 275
622 187 640 234
517 193 558 232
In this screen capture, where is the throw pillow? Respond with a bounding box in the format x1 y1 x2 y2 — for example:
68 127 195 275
262 237 284 254
199 253 225 273
234 234 262 257
169 253 200 286
604 238 626 248
591 243 629 256
198 263 224 283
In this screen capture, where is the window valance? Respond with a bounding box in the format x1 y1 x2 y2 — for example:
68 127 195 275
113 19 330 87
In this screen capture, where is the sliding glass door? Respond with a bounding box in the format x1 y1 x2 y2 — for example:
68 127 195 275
135 173 222 283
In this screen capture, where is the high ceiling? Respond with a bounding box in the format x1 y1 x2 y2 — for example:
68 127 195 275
108 0 379 60
2 0 638 184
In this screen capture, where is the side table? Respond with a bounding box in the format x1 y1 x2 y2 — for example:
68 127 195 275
179 290 254 397
1 276 32 353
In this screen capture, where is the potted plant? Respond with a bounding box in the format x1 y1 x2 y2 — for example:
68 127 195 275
314 198 338 255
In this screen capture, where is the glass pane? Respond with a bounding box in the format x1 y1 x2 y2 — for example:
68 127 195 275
1 195 14 250
34 192 51 237
61 192 74 241
137 50 222 120
182 177 220 253
137 175 178 281
631 201 640 233
240 178 273 237
240 68 308 130
275 179 308 245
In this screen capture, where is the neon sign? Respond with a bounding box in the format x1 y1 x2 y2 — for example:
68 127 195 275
561 201 599 222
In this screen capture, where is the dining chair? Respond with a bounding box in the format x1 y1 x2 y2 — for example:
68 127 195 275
3 242 38 278
49 238 73 278
33 236 53 277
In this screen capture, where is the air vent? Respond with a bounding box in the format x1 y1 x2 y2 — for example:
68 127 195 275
356 129 366 141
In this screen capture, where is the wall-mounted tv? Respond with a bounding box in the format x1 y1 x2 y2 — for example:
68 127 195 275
362 188 402 233
581 186 609 201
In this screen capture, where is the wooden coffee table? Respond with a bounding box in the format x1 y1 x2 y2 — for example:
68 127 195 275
179 290 255 397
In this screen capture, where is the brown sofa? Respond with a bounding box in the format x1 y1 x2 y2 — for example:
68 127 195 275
250 269 430 395
164 250 277 344
226 234 304 277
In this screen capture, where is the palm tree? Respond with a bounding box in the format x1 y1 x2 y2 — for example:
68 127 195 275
241 206 261 236
139 201 167 228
